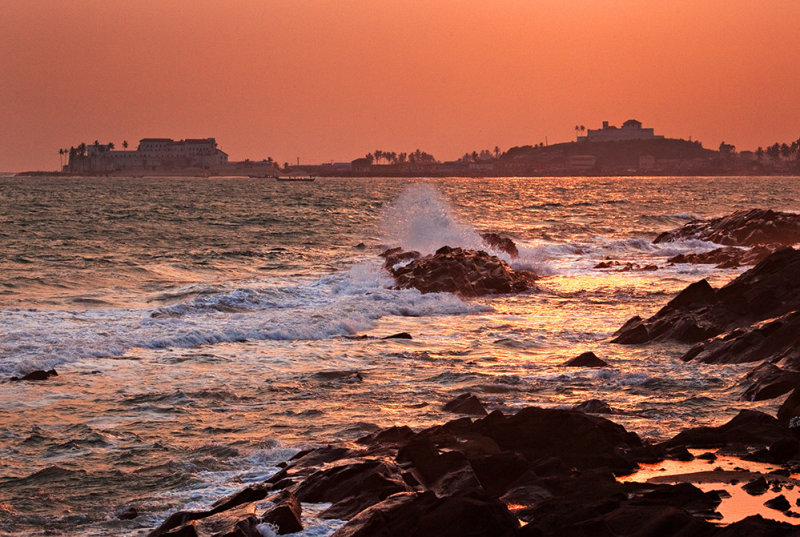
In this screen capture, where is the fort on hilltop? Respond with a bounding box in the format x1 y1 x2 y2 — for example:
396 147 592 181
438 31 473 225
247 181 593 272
578 119 665 143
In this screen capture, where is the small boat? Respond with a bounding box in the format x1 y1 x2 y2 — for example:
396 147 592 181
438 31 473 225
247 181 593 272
276 176 316 182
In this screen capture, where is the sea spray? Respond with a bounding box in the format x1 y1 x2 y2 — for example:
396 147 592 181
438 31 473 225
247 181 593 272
381 184 485 254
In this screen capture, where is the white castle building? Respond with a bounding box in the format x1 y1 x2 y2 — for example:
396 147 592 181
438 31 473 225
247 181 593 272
578 119 664 143
70 138 228 172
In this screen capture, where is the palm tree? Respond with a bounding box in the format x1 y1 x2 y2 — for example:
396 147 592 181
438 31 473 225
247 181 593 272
494 146 500 159
122 140 128 149
108 142 115 150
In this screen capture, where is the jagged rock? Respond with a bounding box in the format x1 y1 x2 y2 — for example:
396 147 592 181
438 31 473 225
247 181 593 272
10 369 58 382
383 332 412 339
683 309 800 366
330 489 520 537
594 260 659 271
261 491 302 535
668 245 777 269
563 351 608 367
572 399 614 414
481 232 519 258
663 410 794 450
442 393 488 416
777 388 800 427
379 247 420 271
292 459 411 520
470 407 642 474
654 208 800 247
765 494 792 512
714 514 799 536
613 248 800 345
116 506 139 520
740 362 800 401
743 477 769 495
383 246 537 297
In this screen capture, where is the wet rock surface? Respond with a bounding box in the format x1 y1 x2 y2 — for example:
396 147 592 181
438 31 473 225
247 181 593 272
480 232 519 258
563 351 608 367
612 248 800 347
149 404 800 536
654 209 800 247
668 245 778 269
9 369 58 382
381 246 537 297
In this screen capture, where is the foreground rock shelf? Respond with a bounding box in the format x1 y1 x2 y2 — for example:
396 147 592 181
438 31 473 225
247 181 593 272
149 404 800 537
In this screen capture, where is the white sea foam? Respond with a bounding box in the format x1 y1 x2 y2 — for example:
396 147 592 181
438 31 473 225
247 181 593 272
0 262 489 376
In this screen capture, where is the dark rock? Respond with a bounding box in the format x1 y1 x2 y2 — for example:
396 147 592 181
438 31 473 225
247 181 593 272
668 245 777 269
357 425 416 447
193 503 261 537
397 437 471 487
382 332 412 339
663 410 794 449
330 489 520 537
383 246 537 297
117 506 139 520
778 388 800 427
714 514 800 536
572 399 614 414
611 316 650 344
741 362 800 401
614 248 800 347
686 310 800 366
292 459 411 520
442 393 488 416
10 369 58 382
379 247 421 271
563 351 608 367
481 232 519 258
654 209 800 247
470 407 642 474
664 445 694 461
765 494 792 512
743 476 769 495
262 491 303 534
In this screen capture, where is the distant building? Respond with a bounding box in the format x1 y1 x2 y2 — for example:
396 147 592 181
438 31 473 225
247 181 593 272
568 155 597 172
69 138 228 172
578 119 664 143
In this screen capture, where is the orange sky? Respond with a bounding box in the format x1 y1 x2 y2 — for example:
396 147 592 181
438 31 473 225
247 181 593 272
1 0 799 171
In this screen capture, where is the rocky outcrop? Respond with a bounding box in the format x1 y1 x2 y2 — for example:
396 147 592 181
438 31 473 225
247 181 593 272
9 369 58 382
668 245 777 269
654 209 800 247
150 404 800 537
563 351 608 367
382 246 537 297
612 248 800 346
682 309 800 367
661 410 798 452
442 393 488 416
480 232 519 258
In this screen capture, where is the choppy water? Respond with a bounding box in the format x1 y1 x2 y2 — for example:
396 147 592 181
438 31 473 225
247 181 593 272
1 175 799 535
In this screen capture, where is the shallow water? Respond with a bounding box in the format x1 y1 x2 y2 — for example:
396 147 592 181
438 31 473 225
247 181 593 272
1 175 799 535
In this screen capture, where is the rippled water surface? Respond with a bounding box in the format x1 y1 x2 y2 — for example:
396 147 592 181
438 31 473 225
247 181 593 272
1 175 799 535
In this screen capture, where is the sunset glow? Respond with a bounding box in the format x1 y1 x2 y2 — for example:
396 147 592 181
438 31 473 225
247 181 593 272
2 0 799 171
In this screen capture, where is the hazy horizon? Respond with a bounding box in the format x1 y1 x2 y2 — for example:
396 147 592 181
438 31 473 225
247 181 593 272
2 0 799 171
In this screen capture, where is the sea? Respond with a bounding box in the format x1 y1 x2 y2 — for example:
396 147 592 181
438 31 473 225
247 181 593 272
1 175 799 536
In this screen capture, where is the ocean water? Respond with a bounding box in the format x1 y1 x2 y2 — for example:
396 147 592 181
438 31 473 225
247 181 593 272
1 175 799 535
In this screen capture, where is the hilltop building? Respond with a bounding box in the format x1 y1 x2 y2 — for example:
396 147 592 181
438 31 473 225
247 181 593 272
578 119 664 143
68 138 228 172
